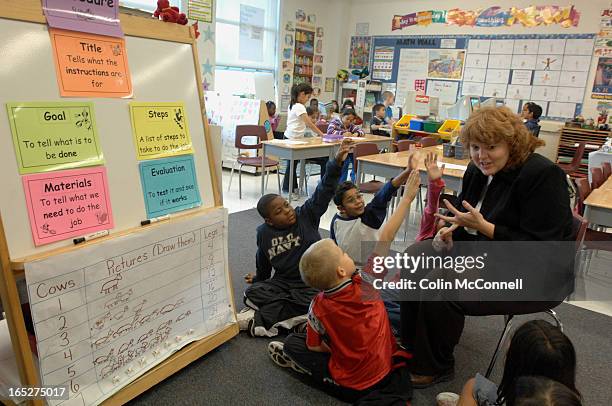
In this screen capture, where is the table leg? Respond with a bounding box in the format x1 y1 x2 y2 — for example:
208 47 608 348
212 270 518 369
299 159 306 196
260 145 266 196
288 159 295 203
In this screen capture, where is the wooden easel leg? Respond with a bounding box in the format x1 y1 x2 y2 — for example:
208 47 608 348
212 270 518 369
0 215 43 406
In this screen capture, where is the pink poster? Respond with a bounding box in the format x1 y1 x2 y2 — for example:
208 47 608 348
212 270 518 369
22 167 114 246
43 0 123 38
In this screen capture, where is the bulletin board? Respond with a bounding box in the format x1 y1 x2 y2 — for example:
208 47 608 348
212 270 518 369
369 33 596 120
0 2 237 406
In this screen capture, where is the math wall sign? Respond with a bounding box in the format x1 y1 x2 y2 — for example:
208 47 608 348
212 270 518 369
392 5 580 31
22 167 114 246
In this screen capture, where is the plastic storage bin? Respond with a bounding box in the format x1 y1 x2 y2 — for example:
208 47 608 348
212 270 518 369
423 120 443 133
454 143 469 159
438 119 461 136
394 114 414 135
410 119 424 131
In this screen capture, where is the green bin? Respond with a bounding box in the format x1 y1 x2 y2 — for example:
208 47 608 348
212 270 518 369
423 120 443 133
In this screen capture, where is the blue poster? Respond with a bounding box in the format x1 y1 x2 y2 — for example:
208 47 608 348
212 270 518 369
139 155 201 218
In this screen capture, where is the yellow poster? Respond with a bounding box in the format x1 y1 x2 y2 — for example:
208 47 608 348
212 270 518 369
129 102 193 160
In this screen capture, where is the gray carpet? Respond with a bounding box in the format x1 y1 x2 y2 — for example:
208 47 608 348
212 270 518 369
129 209 612 406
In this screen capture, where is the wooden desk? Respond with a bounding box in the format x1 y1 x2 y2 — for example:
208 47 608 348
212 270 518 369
584 178 612 227
356 145 470 192
261 135 393 202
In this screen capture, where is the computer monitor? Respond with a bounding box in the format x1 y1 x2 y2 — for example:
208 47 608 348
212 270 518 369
402 91 440 117
402 90 417 116
442 95 473 121
470 96 481 110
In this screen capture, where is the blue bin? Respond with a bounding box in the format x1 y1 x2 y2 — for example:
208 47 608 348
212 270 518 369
409 119 424 131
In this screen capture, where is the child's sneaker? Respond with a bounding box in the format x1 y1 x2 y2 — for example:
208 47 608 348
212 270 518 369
267 341 308 374
236 307 255 331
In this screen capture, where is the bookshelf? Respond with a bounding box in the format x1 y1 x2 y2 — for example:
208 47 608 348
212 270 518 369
293 28 314 85
556 126 611 177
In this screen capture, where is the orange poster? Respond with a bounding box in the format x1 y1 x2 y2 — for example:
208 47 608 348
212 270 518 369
49 28 132 98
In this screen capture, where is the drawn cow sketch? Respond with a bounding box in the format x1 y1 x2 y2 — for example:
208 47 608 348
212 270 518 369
100 273 123 294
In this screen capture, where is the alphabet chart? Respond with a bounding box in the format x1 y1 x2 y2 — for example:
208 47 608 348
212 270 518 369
25 208 233 405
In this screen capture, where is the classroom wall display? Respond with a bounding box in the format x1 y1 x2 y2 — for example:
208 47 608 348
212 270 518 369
465 34 595 119
25 207 232 405
392 5 580 31
188 0 214 23
325 77 335 93
129 102 193 161
427 50 465 80
591 57 612 99
43 0 123 37
349 36 372 69
139 156 202 218
6 102 104 174
22 167 113 246
369 33 594 120
49 28 132 98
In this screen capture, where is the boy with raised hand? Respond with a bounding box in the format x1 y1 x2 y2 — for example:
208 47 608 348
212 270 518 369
239 139 353 337
330 154 416 265
266 168 421 404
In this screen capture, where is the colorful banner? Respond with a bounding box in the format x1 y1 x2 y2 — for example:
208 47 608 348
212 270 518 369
49 29 132 98
6 102 104 174
129 102 193 160
139 156 202 218
22 167 113 246
43 0 123 37
392 5 580 30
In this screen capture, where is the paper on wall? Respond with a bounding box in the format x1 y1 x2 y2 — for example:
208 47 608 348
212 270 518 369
487 54 513 69
511 70 533 85
485 69 510 84
426 80 459 105
538 39 566 55
465 53 489 69
507 85 532 100
561 55 591 72
533 70 561 86
535 55 563 71
396 48 428 106
511 54 537 70
531 86 558 101
462 82 485 96
564 38 595 55
490 40 515 54
513 39 539 55
556 87 585 103
559 71 589 88
504 99 521 113
483 83 508 98
548 102 577 118
463 68 487 83
467 39 491 54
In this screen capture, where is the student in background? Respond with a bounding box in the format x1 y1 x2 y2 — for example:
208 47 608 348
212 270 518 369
266 168 420 404
521 102 542 136
240 140 353 337
327 100 340 121
341 99 363 126
456 320 579 406
370 103 391 136
507 376 582 406
282 83 326 193
309 98 325 121
325 108 364 183
304 107 329 179
266 101 283 140
382 91 397 125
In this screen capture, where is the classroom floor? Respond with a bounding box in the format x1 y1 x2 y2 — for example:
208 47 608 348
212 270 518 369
129 206 612 406
222 168 612 318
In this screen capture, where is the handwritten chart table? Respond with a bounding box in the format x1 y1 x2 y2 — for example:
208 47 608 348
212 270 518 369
25 208 233 405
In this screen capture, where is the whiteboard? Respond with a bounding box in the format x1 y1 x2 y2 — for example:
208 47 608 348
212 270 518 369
0 19 215 259
25 207 233 406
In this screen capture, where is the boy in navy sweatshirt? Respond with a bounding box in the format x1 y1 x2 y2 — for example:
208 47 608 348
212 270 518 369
240 139 352 337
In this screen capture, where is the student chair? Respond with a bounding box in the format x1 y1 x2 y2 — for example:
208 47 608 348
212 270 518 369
602 162 611 180
228 125 281 199
353 143 384 194
484 214 587 379
419 137 438 148
590 167 604 190
397 140 417 152
557 142 585 178
574 178 591 216
316 122 329 134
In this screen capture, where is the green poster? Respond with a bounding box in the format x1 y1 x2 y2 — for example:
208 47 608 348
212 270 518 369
6 102 104 174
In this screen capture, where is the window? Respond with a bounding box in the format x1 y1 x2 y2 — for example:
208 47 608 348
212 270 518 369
215 0 279 97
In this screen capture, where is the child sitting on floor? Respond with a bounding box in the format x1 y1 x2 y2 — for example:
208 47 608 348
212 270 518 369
239 139 352 337
455 319 580 406
267 168 420 404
